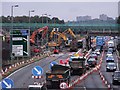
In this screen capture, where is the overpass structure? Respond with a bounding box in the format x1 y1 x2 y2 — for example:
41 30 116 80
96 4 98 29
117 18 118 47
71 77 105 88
1 23 119 33
88 31 120 36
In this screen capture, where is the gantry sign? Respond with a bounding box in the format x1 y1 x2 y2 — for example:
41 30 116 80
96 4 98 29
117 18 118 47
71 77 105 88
10 29 30 57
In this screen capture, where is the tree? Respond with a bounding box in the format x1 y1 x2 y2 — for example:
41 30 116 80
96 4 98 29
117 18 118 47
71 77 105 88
1 16 65 24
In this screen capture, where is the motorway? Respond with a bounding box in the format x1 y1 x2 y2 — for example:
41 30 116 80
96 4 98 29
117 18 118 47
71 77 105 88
7 51 73 88
73 51 107 90
73 50 120 90
3 46 120 90
100 51 120 90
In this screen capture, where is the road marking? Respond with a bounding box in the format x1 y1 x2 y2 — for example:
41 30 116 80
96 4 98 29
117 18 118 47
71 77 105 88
6 64 31 78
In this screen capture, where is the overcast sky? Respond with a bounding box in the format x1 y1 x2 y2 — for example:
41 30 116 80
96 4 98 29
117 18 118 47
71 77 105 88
1 1 119 21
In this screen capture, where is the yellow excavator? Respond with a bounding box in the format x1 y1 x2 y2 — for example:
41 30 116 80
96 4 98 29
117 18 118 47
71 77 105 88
48 29 68 47
62 28 76 47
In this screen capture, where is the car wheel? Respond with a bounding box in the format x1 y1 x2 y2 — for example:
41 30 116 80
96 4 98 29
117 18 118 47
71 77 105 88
112 80 116 85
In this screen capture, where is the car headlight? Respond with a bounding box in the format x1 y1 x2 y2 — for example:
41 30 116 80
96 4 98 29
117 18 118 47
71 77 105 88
107 67 109 69
113 67 116 69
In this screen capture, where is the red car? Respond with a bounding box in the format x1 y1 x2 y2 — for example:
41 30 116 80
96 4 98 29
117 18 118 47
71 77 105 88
33 48 40 53
54 49 59 54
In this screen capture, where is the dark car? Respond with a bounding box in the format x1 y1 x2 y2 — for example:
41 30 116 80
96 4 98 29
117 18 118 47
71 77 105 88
106 62 117 72
112 71 120 85
87 58 97 67
106 56 114 62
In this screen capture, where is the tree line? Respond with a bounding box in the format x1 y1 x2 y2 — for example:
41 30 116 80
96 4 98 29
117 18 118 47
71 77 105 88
1 15 65 24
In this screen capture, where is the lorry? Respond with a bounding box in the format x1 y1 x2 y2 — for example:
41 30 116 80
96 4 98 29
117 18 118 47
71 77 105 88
96 36 105 51
70 38 78 52
46 64 71 89
69 56 86 75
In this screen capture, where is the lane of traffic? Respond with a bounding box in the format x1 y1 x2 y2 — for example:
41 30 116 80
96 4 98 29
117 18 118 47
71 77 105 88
7 52 71 88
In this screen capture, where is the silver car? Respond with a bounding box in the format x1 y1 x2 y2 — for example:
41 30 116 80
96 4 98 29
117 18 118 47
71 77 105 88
106 62 117 72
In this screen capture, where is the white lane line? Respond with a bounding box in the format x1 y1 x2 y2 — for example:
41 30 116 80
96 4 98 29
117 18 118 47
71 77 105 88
83 86 87 90
6 64 31 78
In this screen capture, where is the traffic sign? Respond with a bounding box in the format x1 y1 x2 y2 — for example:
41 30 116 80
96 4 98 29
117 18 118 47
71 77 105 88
60 82 68 89
32 66 43 76
49 61 58 69
11 29 30 57
2 78 14 89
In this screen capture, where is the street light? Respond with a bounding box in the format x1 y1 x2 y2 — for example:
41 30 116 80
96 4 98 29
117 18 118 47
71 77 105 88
11 4 18 60
41 14 51 49
11 5 19 32
29 10 35 29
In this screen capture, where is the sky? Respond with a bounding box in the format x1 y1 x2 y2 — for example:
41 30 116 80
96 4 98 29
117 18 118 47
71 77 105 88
0 0 119 22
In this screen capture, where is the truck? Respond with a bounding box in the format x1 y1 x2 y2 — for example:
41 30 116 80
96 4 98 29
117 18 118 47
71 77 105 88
96 36 104 46
70 38 78 52
69 56 86 75
46 64 71 89
96 36 104 51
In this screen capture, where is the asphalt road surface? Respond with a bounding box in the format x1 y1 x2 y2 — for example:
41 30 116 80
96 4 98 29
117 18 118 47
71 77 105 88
6 52 73 88
73 52 107 90
100 51 120 90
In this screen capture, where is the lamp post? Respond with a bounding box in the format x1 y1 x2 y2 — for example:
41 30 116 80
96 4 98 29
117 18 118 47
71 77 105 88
29 10 35 29
11 5 19 30
11 5 18 60
46 14 51 51
41 14 51 51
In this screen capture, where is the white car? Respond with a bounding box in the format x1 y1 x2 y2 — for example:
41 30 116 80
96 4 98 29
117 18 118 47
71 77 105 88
106 52 112 57
95 49 100 55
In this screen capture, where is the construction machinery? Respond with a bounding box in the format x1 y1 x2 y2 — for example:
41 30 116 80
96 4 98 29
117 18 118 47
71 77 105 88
30 26 48 53
46 64 71 89
48 29 67 47
48 28 76 47
30 26 48 45
63 28 76 47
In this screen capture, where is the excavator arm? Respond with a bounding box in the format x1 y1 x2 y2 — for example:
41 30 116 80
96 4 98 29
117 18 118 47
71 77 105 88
48 30 67 47
30 26 48 44
63 28 76 38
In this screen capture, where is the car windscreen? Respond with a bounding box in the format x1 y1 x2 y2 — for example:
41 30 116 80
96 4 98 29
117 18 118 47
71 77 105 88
107 63 116 67
114 72 120 77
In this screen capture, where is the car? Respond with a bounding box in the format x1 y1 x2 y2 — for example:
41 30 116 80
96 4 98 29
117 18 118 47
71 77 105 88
108 48 114 53
90 53 98 60
106 56 114 62
112 71 120 85
95 49 100 55
106 62 117 72
87 58 97 67
106 52 112 57
53 49 59 54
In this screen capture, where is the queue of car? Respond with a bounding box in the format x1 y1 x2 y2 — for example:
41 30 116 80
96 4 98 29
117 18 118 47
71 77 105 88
85 49 101 69
105 45 120 85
